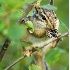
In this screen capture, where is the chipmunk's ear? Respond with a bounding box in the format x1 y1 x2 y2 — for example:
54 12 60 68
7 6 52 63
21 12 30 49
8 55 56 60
50 0 54 5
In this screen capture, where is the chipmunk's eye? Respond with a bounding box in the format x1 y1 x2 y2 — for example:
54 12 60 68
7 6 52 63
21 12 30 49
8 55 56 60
41 15 46 20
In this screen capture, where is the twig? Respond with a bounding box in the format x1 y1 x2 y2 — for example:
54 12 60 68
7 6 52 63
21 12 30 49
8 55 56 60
4 45 32 70
4 32 69 70
4 55 26 70
50 0 54 5
43 32 69 52
0 39 11 62
32 32 69 48
18 0 38 24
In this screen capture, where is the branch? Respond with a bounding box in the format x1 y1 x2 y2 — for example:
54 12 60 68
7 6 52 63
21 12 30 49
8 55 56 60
43 32 69 52
0 39 11 62
18 0 38 24
4 55 26 70
4 46 32 70
50 0 54 5
32 32 69 48
4 32 69 70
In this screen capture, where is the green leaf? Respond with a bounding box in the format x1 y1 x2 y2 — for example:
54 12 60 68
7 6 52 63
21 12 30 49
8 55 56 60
0 20 5 32
41 5 57 11
2 28 8 36
8 24 27 40
26 21 34 33
46 48 63 66
29 64 42 70
59 20 68 33
21 42 32 47
9 11 23 20
0 7 6 16
26 21 34 28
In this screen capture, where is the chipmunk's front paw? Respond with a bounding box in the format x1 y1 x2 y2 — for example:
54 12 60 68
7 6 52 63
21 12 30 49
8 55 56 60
57 33 63 41
47 29 58 38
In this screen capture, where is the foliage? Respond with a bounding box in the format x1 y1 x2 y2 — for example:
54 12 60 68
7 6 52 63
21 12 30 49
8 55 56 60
26 21 34 33
0 20 5 32
29 64 42 70
8 24 27 40
41 5 57 11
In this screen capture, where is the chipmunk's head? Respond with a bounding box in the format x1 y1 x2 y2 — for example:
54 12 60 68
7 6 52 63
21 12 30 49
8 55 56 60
33 7 59 37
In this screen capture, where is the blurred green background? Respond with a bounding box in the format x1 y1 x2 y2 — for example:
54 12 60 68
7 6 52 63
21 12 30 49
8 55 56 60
0 0 69 70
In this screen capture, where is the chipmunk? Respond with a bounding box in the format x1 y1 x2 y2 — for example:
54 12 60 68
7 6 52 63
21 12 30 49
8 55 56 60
19 0 60 70
21 2 59 44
